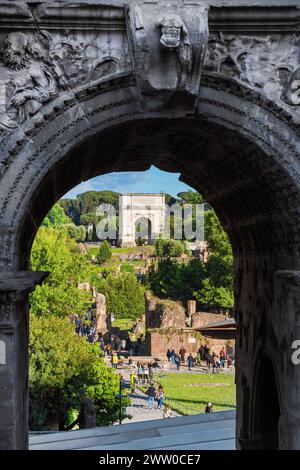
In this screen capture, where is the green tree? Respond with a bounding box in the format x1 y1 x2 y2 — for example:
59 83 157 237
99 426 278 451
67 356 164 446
93 273 145 320
204 209 232 257
148 257 205 304
194 209 234 310
149 208 234 310
148 258 182 300
59 199 81 225
178 191 204 205
29 314 120 430
42 203 71 227
97 240 112 264
154 238 186 257
64 224 86 242
194 279 234 310
30 227 92 317
80 212 99 226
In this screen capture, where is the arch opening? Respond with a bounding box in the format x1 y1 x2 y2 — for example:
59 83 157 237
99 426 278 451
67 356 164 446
135 217 152 245
12 114 300 273
253 355 281 450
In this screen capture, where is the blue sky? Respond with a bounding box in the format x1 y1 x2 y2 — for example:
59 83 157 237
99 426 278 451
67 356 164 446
63 166 193 199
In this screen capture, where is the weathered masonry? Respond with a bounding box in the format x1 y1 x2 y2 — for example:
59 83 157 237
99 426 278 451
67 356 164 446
0 0 300 450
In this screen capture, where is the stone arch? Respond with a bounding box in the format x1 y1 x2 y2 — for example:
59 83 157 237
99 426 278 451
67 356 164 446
119 193 165 247
0 73 299 271
0 71 300 449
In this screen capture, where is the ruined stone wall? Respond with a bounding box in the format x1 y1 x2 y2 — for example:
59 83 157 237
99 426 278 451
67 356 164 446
147 329 234 357
145 292 187 329
146 329 202 357
191 312 227 329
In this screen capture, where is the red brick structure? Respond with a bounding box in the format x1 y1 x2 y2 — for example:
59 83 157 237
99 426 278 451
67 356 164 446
145 294 236 357
146 328 202 357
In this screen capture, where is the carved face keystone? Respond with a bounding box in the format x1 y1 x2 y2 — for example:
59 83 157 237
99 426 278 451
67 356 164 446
157 16 183 51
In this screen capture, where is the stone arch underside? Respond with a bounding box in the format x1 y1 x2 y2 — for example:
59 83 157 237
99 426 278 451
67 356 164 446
0 72 300 449
0 74 299 271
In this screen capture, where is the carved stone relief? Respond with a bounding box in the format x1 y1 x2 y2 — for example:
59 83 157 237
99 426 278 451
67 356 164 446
203 34 300 109
0 29 131 132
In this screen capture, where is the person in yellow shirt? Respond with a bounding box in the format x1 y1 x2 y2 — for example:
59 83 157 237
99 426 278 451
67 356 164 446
112 353 119 369
130 370 137 393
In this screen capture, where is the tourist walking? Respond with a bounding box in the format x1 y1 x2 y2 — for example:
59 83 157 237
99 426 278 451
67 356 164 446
203 345 210 361
199 345 205 361
105 343 112 357
166 349 172 362
212 353 220 374
170 349 176 364
174 354 181 370
99 339 105 353
156 386 165 410
187 353 194 370
112 353 118 369
143 365 149 383
179 346 186 363
206 350 212 369
130 370 137 393
137 363 143 383
219 347 226 368
146 383 156 409
148 361 154 381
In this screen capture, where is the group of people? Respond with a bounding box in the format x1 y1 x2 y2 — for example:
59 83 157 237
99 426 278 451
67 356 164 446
128 361 161 385
110 335 134 354
97 334 139 360
146 383 172 418
74 313 97 343
199 345 234 372
166 345 234 372
166 348 195 370
123 372 172 419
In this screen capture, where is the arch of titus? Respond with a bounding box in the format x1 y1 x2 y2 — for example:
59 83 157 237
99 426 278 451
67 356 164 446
0 0 300 450
119 193 165 246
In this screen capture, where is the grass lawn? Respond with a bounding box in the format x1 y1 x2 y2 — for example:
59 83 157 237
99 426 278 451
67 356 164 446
112 317 136 331
112 247 140 253
143 371 236 415
120 263 135 273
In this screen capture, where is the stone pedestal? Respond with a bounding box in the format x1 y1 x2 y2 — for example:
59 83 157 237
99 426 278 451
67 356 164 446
0 271 48 450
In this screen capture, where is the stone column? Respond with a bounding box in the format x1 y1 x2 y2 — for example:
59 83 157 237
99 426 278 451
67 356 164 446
0 271 48 450
95 292 111 336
